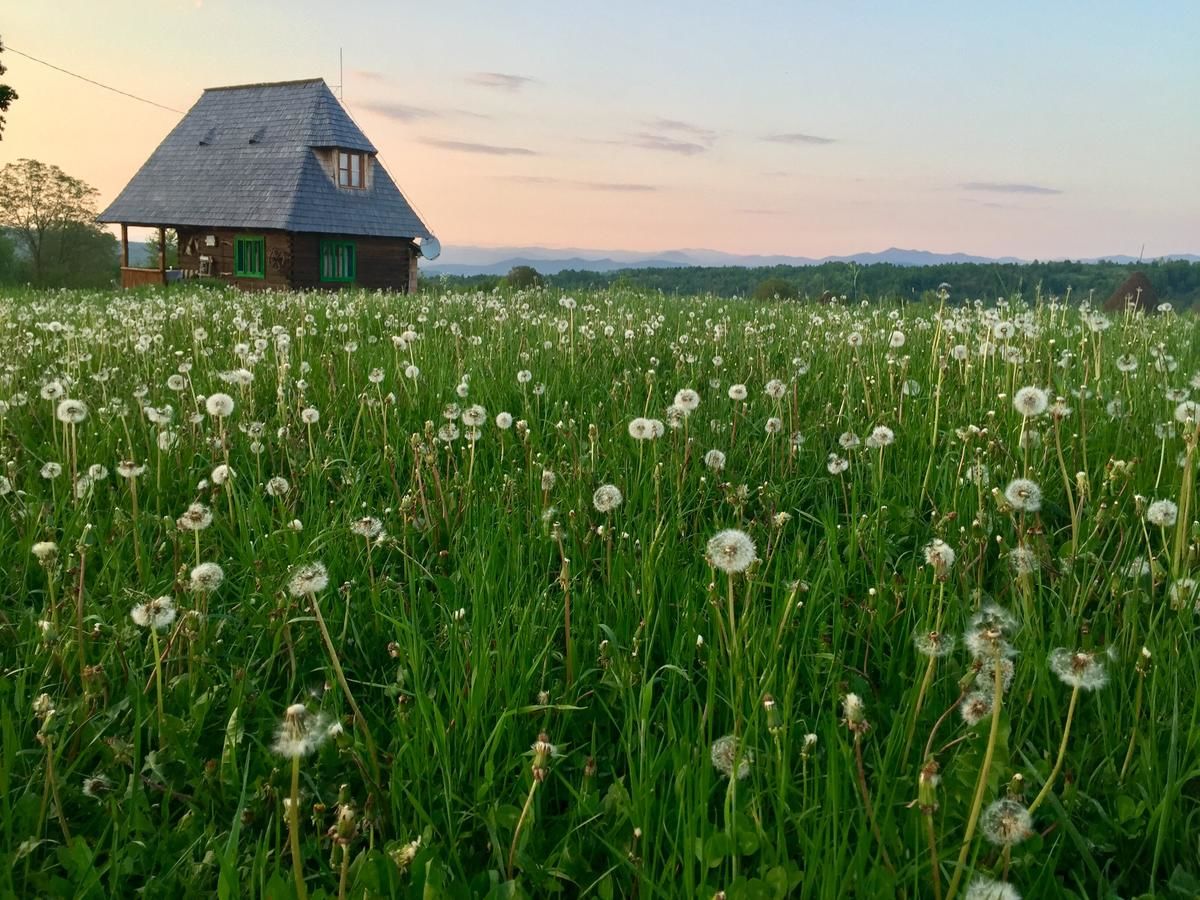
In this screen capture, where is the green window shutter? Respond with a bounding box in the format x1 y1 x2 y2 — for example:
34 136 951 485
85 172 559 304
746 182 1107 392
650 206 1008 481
320 241 356 283
234 236 265 278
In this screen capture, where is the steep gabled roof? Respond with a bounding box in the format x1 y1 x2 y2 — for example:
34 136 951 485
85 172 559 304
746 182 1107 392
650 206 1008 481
98 79 432 239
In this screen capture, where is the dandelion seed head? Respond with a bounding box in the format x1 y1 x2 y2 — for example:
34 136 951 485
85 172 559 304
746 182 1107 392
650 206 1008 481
710 734 751 779
1004 478 1042 512
705 529 756 573
965 876 1022 900
593 484 623 513
272 704 330 758
673 388 700 413
205 393 235 418
960 690 994 725
923 538 956 573
980 797 1033 847
56 398 88 424
131 595 177 631
287 561 329 597
1048 648 1108 690
1012 386 1049 417
189 562 225 594
1146 499 1178 527
177 503 213 532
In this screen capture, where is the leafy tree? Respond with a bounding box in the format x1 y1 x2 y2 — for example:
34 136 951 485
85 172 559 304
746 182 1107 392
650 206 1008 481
144 228 179 268
753 277 798 301
39 223 118 287
504 265 542 289
0 36 16 139
0 158 102 283
0 229 19 282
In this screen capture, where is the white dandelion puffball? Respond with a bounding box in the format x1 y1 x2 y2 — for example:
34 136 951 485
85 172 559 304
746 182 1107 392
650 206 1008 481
1048 648 1108 690
593 484 623 513
300 407 320 425
1174 400 1199 424
727 383 748 401
131 596 177 631
964 876 1021 900
32 541 59 564
1012 386 1049 417
189 561 225 594
980 798 1033 847
865 425 895 448
56 398 88 424
710 734 751 780
923 538 956 572
205 393 235 418
704 449 726 471
1146 499 1178 527
288 561 330 597
827 454 849 475
272 704 330 759
673 388 700 413
1004 478 1042 512
177 503 213 532
706 528 757 574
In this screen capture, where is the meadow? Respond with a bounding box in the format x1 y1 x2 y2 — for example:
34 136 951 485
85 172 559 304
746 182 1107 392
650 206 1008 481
0 285 1198 899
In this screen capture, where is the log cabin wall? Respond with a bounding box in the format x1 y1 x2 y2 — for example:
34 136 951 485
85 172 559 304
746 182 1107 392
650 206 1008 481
176 228 415 292
291 233 416 292
177 227 293 290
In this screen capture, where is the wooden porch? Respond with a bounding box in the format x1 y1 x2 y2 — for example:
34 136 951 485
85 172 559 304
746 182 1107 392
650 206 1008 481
120 266 167 288
118 223 168 289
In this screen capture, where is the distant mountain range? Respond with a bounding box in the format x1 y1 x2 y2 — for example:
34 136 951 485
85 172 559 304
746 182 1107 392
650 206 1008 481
422 245 1200 277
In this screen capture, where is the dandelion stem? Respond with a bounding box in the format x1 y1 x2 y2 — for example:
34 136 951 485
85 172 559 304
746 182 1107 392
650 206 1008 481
75 543 88 685
1028 685 1080 814
288 755 308 900
307 591 382 787
944 652 1005 900
852 730 894 874
44 737 71 844
924 809 942 900
150 626 166 737
1119 674 1144 783
507 773 539 880
337 843 350 900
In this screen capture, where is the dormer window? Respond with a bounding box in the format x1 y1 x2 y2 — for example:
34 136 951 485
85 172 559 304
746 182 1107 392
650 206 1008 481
337 150 365 189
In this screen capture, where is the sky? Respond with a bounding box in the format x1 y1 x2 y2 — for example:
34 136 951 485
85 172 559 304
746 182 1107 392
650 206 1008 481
3 0 1199 258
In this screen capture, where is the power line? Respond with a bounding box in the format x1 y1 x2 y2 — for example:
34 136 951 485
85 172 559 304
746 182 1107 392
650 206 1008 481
5 44 184 114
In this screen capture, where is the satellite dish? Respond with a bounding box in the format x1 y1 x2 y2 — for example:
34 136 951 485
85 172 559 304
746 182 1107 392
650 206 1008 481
419 236 441 261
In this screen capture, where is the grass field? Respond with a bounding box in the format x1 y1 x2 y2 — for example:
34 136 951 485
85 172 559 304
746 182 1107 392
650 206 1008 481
1 285 1198 899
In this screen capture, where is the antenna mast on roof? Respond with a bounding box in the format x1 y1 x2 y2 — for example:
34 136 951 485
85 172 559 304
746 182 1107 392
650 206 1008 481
336 48 344 100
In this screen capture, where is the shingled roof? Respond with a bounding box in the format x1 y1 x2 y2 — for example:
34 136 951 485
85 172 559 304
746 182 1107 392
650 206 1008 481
98 79 432 240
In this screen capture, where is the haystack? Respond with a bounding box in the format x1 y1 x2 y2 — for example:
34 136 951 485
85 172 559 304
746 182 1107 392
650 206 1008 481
1103 271 1157 312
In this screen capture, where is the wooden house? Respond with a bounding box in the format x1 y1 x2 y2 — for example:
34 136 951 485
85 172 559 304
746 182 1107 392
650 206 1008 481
98 78 436 291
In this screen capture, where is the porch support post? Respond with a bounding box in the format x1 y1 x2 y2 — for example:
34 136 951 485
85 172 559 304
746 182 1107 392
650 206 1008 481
158 226 167 278
120 224 129 268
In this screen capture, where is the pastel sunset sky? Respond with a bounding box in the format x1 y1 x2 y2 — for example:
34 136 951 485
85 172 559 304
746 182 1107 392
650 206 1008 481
3 0 1198 257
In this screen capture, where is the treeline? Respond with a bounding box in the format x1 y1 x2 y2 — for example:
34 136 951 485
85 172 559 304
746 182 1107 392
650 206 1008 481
429 258 1200 306
0 159 119 289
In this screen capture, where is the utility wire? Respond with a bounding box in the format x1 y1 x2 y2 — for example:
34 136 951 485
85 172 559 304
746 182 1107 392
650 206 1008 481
5 44 184 114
